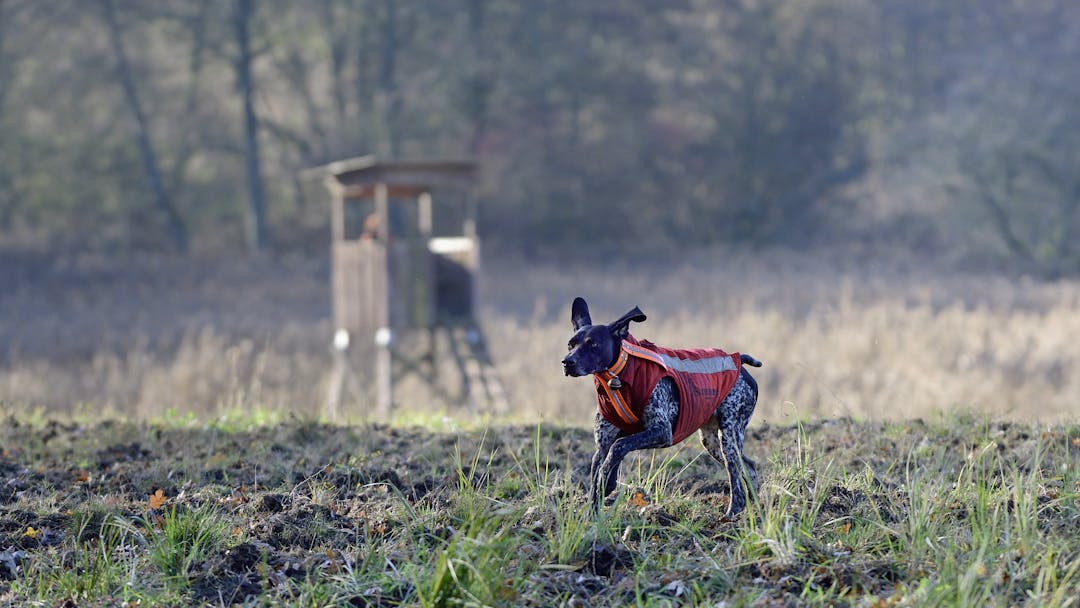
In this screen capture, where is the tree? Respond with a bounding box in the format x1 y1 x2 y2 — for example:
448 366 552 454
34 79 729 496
637 0 869 244
909 0 1080 274
100 0 189 252
374 0 401 158
233 0 269 254
0 0 14 226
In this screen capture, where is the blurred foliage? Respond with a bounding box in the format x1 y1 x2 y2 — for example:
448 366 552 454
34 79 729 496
0 0 1077 271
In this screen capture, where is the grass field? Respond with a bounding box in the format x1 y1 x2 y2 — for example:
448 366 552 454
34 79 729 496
1 249 1079 605
0 412 1078 606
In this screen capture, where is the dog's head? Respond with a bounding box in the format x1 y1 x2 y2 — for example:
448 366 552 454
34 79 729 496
561 297 646 377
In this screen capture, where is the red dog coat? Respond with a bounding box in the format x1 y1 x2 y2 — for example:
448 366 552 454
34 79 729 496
593 335 743 445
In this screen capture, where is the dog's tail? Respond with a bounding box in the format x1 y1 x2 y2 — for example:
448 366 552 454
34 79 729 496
740 354 763 367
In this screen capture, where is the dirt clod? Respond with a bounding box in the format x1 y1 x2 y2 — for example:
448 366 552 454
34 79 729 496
583 542 633 577
257 494 287 513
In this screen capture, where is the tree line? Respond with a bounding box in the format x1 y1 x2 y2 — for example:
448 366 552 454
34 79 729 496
0 0 1076 273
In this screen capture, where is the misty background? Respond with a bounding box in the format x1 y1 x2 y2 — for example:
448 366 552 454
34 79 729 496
0 0 1076 268
1 0 1078 421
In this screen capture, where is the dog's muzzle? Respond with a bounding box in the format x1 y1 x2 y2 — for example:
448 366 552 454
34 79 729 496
561 357 579 376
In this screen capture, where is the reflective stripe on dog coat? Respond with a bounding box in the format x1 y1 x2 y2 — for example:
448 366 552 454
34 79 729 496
593 335 742 445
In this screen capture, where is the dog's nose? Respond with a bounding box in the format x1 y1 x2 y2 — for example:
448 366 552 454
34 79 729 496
561 357 575 375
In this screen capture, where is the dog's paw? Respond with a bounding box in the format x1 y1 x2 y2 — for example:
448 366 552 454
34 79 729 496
720 503 747 522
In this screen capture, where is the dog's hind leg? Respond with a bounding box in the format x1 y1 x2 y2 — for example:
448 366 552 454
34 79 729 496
706 372 760 518
699 418 747 516
708 418 750 518
742 453 759 490
721 421 753 516
728 370 760 491
736 370 760 490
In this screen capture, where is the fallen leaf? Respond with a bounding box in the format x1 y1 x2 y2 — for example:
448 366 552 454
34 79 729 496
629 489 650 508
23 526 40 539
149 489 167 510
223 487 247 508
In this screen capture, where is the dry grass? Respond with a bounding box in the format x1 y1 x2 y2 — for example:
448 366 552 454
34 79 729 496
485 247 1080 424
1 247 1078 423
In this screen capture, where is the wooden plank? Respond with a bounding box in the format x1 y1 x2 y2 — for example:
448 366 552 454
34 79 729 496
332 240 389 333
374 182 389 241
308 156 476 181
328 178 345 242
332 242 360 331
364 240 389 331
336 162 477 189
418 191 432 236
383 239 433 329
341 184 429 200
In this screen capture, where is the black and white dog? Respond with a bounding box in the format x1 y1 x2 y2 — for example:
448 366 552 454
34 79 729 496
562 297 762 519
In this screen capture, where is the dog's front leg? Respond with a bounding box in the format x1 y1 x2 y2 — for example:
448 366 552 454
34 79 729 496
598 426 672 502
590 414 620 512
597 379 677 504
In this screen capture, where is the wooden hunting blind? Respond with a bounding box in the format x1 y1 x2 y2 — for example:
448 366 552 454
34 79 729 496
305 156 505 417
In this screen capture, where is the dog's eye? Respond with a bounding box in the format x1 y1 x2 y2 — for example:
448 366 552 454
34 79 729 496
585 339 597 349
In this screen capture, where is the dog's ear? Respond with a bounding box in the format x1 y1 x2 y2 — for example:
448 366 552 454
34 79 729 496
571 297 592 330
609 306 646 339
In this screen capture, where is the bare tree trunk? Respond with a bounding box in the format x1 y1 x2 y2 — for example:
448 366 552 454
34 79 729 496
233 0 269 254
0 0 13 225
355 0 375 143
465 0 492 156
100 0 188 252
319 0 349 128
374 0 400 158
165 0 210 195
274 47 328 160
182 0 209 119
0 0 9 112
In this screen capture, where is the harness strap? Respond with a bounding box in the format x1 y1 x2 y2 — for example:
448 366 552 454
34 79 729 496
607 348 629 376
594 348 637 425
622 342 667 369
